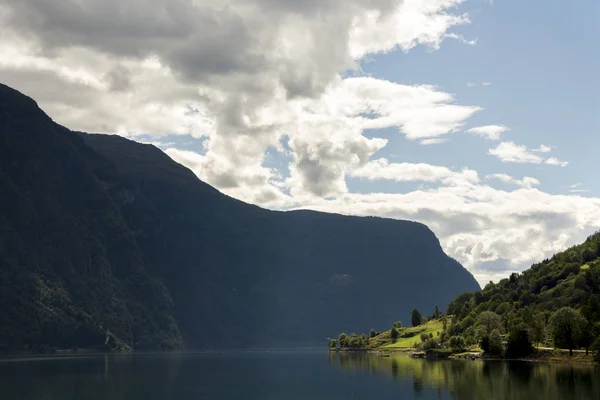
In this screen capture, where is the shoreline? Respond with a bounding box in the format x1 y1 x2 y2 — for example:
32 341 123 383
329 348 596 365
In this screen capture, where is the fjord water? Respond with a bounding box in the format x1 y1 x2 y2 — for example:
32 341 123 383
1 352 599 400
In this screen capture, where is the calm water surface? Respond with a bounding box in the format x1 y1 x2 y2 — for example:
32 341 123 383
1 352 599 399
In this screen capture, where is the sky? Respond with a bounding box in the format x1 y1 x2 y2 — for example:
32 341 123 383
0 0 599 286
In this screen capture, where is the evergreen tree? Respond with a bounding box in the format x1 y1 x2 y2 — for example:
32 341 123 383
411 309 423 327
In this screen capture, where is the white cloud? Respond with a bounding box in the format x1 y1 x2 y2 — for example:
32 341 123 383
488 142 543 164
420 138 449 145
349 0 471 59
292 186 600 285
482 82 492 86
466 125 509 140
165 147 295 208
1 0 593 286
350 158 479 186
486 174 540 189
489 142 569 167
534 144 552 153
0 0 480 200
466 82 476 87
545 157 569 167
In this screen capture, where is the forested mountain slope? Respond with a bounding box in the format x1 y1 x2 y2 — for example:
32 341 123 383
446 232 600 339
0 83 479 352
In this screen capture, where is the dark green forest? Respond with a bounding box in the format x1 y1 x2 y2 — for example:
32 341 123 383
444 231 600 360
0 83 479 353
334 231 600 363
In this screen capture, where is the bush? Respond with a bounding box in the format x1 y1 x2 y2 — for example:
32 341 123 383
449 336 466 351
390 328 399 341
422 338 437 350
369 329 378 338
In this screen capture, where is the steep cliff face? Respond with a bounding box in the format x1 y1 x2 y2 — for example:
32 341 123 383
0 83 479 351
0 84 181 351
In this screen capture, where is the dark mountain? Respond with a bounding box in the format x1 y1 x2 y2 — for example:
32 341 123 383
0 83 479 352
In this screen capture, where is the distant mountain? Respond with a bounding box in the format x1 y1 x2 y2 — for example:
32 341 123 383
0 83 479 352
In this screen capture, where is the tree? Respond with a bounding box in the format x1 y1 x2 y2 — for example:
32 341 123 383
442 316 448 332
475 311 503 336
581 248 596 263
390 327 399 342
549 307 586 356
411 309 423 327
480 335 490 353
348 333 362 348
449 336 465 351
592 338 600 364
393 321 403 329
328 339 338 349
338 333 349 348
433 305 441 319
579 322 595 356
369 329 378 338
506 328 533 358
531 313 546 347
488 329 503 355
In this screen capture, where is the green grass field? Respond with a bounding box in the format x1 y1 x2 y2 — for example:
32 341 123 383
365 319 445 349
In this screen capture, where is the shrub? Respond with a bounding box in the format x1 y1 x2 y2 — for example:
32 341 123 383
449 336 466 351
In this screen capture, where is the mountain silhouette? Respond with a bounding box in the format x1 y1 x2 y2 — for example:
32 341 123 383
0 83 479 351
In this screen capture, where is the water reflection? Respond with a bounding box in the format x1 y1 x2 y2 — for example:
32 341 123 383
330 353 600 400
1 352 599 400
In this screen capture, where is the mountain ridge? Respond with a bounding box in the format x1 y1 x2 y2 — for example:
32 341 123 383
0 83 479 352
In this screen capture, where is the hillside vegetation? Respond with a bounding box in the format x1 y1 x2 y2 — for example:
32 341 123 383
331 232 600 363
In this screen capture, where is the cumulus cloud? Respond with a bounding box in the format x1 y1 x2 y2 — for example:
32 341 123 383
466 125 509 140
0 0 479 199
1 0 594 286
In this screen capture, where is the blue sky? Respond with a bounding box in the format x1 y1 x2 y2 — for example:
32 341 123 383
354 0 600 197
1 0 599 285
